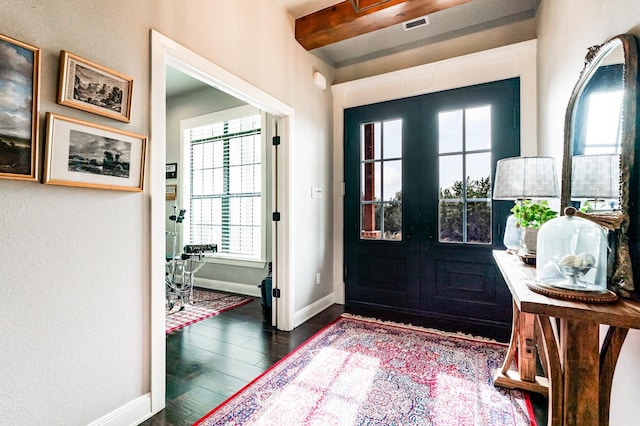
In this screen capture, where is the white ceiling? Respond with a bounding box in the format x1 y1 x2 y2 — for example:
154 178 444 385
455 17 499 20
166 66 209 99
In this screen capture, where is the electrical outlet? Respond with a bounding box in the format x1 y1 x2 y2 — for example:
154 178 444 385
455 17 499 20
311 187 323 199
316 273 321 285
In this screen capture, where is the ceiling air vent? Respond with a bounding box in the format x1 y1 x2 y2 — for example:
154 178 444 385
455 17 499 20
403 16 430 31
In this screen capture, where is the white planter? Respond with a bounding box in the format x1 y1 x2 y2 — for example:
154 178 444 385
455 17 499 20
521 227 539 253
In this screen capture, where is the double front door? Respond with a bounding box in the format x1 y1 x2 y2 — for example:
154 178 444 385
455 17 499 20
344 79 520 337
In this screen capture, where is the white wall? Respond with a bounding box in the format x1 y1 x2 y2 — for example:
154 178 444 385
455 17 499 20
536 1 640 424
0 0 334 424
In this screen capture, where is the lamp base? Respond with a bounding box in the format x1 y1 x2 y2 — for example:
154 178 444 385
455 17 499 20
517 249 536 265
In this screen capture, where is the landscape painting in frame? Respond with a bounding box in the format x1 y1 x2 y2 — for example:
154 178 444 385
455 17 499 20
58 51 132 122
0 34 40 181
44 113 145 191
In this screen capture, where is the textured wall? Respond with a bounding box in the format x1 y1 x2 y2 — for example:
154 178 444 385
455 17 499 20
0 0 334 423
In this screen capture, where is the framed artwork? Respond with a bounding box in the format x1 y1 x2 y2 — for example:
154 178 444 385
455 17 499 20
0 34 40 181
166 184 177 200
166 162 177 179
58 51 133 122
43 113 146 191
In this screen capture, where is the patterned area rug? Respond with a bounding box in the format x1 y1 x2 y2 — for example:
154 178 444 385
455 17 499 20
165 288 253 333
195 315 536 426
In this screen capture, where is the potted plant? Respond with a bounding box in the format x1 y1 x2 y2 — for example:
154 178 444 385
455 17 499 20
511 199 558 253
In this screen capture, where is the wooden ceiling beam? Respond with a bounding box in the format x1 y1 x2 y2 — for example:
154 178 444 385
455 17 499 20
295 0 475 51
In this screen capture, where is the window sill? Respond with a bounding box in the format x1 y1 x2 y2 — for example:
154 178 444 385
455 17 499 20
203 255 267 269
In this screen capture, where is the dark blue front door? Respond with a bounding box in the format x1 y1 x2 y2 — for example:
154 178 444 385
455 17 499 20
344 78 520 338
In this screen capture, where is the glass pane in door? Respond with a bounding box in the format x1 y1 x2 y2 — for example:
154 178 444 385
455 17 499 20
382 202 402 240
467 201 491 243
438 110 463 153
465 106 491 151
439 200 463 242
360 119 403 240
383 160 402 201
465 152 491 244
437 105 492 244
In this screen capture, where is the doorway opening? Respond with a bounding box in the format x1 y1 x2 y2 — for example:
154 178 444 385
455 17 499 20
150 30 294 414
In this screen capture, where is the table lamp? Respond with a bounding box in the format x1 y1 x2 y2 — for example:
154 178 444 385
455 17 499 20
493 156 560 257
570 154 620 210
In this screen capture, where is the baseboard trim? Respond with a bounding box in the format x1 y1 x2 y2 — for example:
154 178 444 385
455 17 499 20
294 292 336 328
87 393 151 426
194 277 262 298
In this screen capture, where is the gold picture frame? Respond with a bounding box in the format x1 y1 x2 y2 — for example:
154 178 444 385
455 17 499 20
43 113 146 191
0 34 40 181
58 51 133 122
166 184 177 200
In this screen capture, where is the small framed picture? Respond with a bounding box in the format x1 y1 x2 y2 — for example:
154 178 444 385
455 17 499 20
166 184 177 200
43 113 146 191
58 51 133 122
0 34 40 181
166 162 177 179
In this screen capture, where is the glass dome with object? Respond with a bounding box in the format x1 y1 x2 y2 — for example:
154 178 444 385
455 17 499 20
536 207 608 293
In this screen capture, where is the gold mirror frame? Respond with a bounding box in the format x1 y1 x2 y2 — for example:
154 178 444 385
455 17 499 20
561 34 638 297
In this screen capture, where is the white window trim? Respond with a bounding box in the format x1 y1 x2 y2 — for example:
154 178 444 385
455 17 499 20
180 104 267 267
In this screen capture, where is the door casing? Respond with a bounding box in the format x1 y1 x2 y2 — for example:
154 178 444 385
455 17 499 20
150 30 294 416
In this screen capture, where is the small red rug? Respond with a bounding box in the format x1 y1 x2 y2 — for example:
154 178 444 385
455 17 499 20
195 314 536 426
165 288 253 333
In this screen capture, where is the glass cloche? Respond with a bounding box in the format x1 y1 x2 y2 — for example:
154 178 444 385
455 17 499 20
503 214 524 253
536 208 608 293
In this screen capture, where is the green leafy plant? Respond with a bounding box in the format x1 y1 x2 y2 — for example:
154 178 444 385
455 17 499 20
579 201 594 213
511 199 558 229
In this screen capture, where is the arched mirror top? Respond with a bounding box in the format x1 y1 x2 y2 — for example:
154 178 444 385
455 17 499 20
560 33 638 297
561 34 637 210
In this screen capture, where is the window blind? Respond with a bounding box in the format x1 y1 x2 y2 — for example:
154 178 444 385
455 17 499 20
186 111 262 259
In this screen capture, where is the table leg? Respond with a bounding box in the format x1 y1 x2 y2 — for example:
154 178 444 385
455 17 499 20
561 319 600 426
493 302 548 395
536 315 563 426
518 311 537 381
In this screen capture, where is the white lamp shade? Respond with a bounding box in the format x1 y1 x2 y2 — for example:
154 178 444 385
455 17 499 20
571 154 620 199
493 156 560 200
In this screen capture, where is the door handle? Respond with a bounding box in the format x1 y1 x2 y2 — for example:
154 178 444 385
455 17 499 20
424 224 433 240
407 224 416 239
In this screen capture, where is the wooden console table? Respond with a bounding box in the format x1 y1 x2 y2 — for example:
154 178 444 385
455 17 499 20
492 250 640 426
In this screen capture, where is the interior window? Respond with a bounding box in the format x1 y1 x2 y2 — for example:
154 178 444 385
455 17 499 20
184 106 263 261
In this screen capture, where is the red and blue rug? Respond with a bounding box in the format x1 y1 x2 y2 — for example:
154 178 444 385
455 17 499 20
165 288 253 333
195 314 536 425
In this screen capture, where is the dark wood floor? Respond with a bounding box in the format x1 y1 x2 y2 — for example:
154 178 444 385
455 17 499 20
142 299 346 425
142 297 547 425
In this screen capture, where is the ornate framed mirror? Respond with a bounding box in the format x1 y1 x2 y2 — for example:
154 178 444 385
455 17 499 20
561 34 639 297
